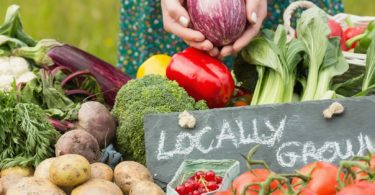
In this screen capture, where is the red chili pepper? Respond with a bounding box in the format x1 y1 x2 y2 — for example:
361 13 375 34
344 27 366 49
166 47 235 108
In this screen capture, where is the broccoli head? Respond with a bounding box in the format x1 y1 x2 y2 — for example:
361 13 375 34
112 75 207 164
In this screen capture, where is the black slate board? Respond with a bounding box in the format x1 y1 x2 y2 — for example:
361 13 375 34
144 96 375 186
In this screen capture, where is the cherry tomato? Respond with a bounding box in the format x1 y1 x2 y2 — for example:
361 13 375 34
205 170 216 181
232 169 279 195
337 181 375 195
292 162 342 195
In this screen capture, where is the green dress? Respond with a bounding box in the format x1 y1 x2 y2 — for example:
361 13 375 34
118 0 344 78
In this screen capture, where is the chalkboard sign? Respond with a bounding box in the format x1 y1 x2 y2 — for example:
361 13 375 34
144 96 375 185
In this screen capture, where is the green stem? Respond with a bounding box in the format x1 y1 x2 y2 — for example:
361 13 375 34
13 39 62 66
346 32 368 48
301 58 319 101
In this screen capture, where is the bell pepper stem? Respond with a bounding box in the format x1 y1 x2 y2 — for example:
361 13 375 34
346 32 368 48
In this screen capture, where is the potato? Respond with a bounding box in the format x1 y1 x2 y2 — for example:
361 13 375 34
90 163 113 181
78 101 116 148
34 158 56 179
114 161 153 194
1 166 33 177
0 174 25 195
129 181 165 195
7 177 65 195
55 129 101 163
49 154 91 187
71 179 122 195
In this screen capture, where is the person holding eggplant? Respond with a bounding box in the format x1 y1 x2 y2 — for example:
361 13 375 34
118 0 343 78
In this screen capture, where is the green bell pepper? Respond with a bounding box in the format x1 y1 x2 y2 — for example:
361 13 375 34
354 21 375 53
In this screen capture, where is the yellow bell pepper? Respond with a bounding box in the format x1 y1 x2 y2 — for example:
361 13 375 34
136 54 171 79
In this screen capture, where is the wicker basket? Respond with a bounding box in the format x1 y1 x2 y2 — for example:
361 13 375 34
283 1 375 67
166 159 240 195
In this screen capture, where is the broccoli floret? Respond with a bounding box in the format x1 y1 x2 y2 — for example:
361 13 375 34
112 75 207 164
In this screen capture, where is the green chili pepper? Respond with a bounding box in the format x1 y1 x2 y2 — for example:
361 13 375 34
353 21 375 54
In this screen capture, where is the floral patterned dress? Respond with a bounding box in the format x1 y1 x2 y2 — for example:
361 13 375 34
118 0 344 78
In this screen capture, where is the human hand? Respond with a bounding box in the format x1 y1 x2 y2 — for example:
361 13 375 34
213 0 268 59
161 0 214 51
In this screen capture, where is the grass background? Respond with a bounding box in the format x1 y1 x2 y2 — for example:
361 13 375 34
0 0 373 66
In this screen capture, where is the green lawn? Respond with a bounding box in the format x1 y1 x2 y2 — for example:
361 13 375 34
0 0 373 66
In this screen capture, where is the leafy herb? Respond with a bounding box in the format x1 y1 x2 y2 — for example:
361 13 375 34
0 90 59 168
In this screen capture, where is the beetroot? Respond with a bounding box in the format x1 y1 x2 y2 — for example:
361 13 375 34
187 0 247 46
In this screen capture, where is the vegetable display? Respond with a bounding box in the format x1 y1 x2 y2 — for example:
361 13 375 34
187 0 246 46
112 74 207 164
167 48 235 108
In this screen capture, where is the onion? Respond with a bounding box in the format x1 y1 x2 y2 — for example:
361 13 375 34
187 0 247 46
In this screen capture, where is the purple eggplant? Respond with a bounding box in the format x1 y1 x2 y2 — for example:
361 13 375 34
187 0 247 47
14 39 131 106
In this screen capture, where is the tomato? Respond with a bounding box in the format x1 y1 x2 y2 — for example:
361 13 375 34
214 189 233 195
352 154 375 181
292 162 342 195
272 188 317 195
232 169 279 195
337 181 375 195
234 100 248 107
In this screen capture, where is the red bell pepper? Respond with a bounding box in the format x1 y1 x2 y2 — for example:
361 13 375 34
344 27 366 49
327 19 348 51
166 47 235 108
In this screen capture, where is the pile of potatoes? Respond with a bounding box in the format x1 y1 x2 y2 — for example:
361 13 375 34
0 154 164 195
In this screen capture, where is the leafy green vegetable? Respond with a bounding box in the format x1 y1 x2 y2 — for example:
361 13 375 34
297 8 331 101
361 32 375 93
112 75 207 164
241 25 304 105
314 37 349 99
20 69 80 120
0 90 59 168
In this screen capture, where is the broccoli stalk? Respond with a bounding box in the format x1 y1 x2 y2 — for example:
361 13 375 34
112 75 207 164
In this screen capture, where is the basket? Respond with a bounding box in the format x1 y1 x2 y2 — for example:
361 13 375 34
166 159 240 195
283 1 375 67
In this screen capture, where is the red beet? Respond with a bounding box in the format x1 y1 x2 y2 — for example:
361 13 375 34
187 0 247 46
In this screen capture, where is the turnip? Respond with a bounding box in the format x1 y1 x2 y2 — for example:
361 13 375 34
77 101 116 148
49 154 91 187
55 130 101 163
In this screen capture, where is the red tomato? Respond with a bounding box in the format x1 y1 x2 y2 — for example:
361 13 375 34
292 162 342 195
337 181 375 195
232 169 279 195
352 154 375 181
272 188 317 195
214 189 233 195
